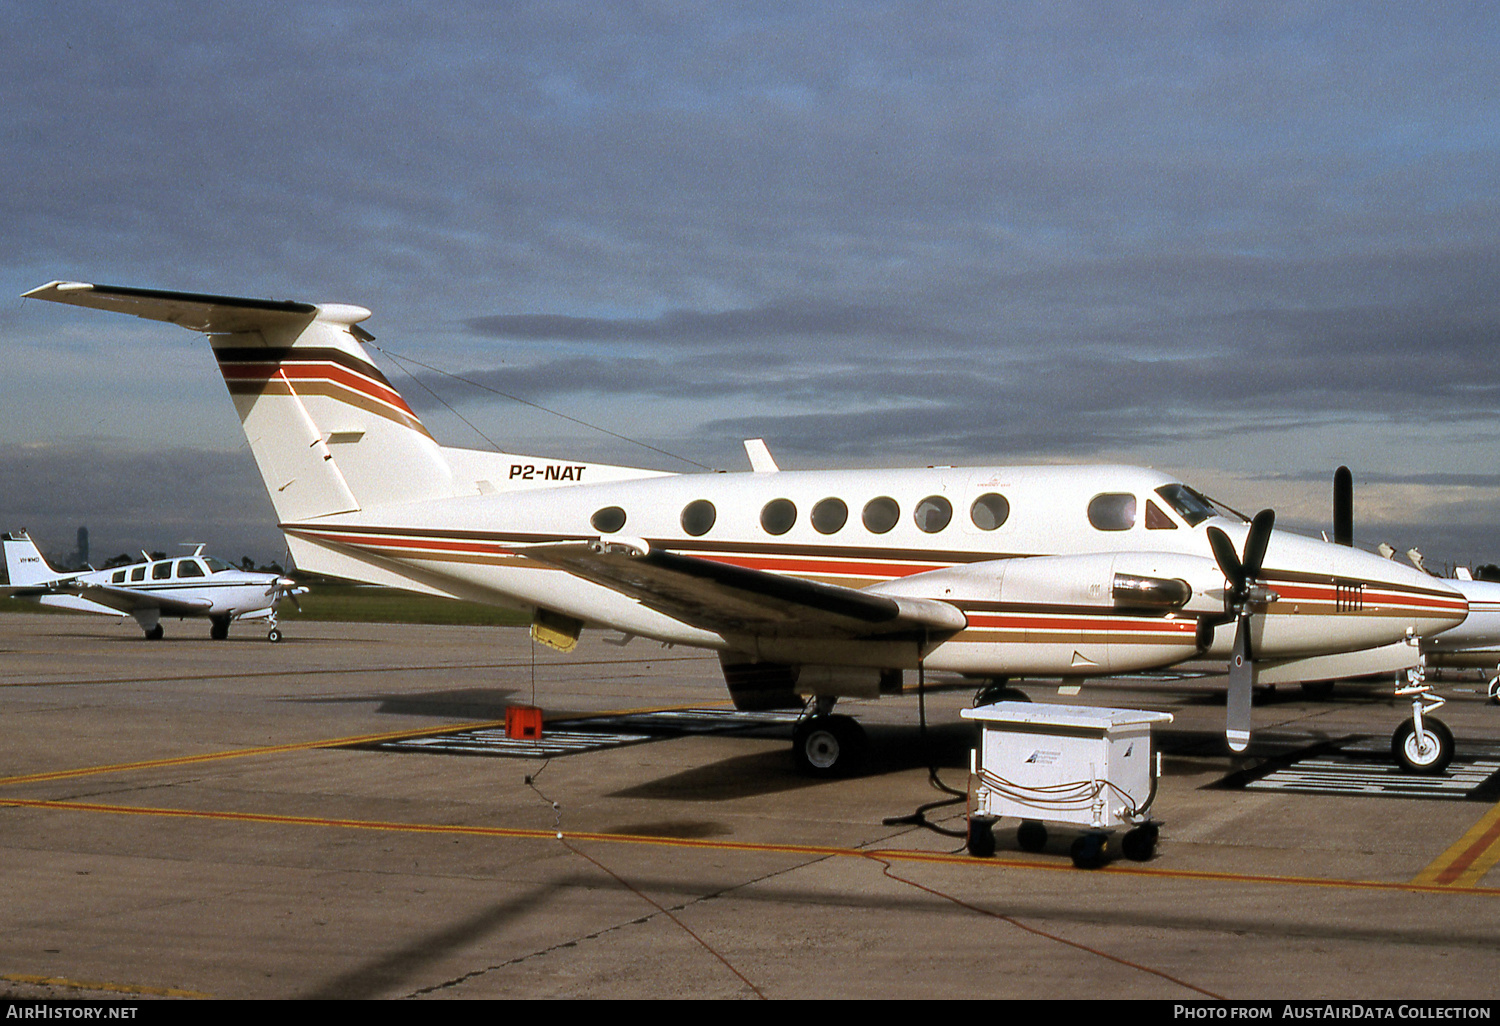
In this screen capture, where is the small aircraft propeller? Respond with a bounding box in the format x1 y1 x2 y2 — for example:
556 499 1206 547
1206 509 1277 753
267 576 303 612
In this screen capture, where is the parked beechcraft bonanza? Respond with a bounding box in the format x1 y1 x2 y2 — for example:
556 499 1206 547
2 530 303 642
22 281 1474 774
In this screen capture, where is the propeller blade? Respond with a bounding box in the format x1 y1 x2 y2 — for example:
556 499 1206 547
1226 614 1255 753
1241 509 1275 581
1333 466 1353 547
1206 526 1243 590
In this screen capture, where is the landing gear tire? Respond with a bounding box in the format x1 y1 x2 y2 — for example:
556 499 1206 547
1016 820 1048 853
792 714 867 778
1070 832 1109 870
1392 717 1454 775
973 682 1030 706
967 818 996 858
267 627 282 644
1122 823 1160 862
210 617 230 641
145 625 164 641
1488 676 1500 707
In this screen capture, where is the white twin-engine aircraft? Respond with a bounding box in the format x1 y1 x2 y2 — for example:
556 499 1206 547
2 530 303 641
24 282 1471 775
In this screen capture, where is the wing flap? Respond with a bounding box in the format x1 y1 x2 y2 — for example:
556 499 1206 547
24 281 318 335
527 542 966 640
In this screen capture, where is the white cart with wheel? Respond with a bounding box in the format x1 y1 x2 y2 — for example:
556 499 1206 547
960 702 1173 868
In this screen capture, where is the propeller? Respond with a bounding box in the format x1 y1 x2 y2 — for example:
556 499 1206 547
1206 509 1277 753
266 576 303 612
1333 465 1353 547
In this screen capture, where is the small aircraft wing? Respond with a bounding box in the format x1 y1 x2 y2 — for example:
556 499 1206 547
23 281 319 335
527 542 967 640
53 583 215 617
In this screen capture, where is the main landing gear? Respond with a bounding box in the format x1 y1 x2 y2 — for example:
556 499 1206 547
1392 664 1454 775
792 697 868 777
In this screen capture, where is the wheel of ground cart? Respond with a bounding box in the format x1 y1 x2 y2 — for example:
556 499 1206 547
1070 832 1109 870
1122 823 1160 862
792 714 867 777
1392 717 1454 775
267 627 282 643
967 818 996 858
1016 820 1048 853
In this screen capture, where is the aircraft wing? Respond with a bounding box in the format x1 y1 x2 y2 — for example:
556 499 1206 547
52 583 215 617
526 543 967 640
23 281 319 335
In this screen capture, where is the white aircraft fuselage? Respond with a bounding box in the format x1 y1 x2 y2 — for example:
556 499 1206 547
20 282 1470 721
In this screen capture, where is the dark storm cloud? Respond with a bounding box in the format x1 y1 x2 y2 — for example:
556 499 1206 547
6 3 1500 561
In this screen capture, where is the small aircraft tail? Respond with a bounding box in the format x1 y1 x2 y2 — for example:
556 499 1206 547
23 282 456 525
3 531 60 587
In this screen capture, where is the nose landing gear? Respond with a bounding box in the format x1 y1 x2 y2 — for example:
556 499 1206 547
1392 664 1453 774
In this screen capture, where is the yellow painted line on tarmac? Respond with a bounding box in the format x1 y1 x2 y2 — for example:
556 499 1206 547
1411 800 1500 888
0 720 507 787
7 796 1500 898
0 701 722 788
0 972 210 998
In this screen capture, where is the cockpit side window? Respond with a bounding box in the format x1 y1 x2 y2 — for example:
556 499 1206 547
177 559 206 578
1145 500 1177 530
1087 493 1137 531
1155 483 1249 526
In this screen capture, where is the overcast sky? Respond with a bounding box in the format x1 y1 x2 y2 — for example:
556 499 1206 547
3 2 1499 568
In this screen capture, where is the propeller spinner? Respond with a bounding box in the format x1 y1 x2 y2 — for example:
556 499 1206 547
1206 509 1277 753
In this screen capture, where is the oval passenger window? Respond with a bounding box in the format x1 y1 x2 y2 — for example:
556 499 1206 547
680 499 716 537
1087 493 1137 531
914 495 952 533
591 506 627 533
970 493 1010 531
760 498 797 535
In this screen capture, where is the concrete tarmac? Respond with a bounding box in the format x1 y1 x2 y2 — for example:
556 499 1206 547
1 612 1498 1000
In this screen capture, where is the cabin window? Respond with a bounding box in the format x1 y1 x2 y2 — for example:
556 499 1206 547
129 566 145 582
177 559 206 578
681 499 716 537
112 570 126 584
914 495 952 533
1145 500 1177 530
811 498 848 535
862 496 900 534
590 506 627 534
760 498 797 536
151 562 172 580
970 493 1010 531
1088 493 1137 531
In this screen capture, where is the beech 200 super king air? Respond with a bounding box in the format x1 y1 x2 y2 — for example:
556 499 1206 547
23 282 1471 774
2 530 303 641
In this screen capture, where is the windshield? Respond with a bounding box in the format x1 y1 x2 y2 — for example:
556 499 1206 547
201 556 236 573
1155 484 1249 526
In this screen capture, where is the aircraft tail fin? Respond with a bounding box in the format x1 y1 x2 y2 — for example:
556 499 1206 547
23 282 455 525
3 531 60 587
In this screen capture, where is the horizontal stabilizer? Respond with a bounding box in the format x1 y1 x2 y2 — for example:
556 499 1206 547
23 282 320 335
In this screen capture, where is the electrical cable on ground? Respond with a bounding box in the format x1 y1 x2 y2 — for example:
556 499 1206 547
883 659 969 841
859 852 1226 1000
